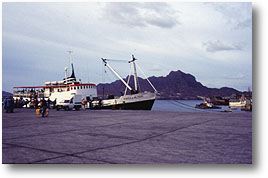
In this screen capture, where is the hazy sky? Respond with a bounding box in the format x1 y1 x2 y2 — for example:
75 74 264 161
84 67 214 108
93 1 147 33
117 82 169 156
2 2 252 92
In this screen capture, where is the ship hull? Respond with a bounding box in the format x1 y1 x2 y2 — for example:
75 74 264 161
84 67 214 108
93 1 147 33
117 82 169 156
101 99 155 110
93 92 156 110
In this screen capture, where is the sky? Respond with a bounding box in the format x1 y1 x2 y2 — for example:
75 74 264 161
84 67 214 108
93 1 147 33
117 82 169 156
2 2 252 93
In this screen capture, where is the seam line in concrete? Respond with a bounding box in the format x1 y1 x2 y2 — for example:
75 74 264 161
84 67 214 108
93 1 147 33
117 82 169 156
72 119 214 156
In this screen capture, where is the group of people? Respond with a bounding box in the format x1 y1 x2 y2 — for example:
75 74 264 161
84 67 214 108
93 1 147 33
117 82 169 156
2 96 53 117
3 96 93 116
3 96 15 113
14 97 29 108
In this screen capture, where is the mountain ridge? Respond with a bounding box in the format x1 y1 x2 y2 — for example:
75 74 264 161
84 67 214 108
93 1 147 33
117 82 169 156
97 70 242 99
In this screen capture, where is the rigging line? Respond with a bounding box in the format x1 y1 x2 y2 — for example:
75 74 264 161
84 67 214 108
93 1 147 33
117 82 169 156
104 59 129 63
104 66 127 95
172 100 220 113
135 63 157 93
124 64 133 95
168 100 200 112
172 100 211 112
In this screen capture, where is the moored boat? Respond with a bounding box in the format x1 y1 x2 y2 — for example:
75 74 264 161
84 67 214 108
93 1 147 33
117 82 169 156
92 55 157 110
13 51 97 108
195 96 221 109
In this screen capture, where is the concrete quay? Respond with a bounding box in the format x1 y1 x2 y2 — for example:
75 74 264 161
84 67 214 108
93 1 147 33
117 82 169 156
2 108 252 164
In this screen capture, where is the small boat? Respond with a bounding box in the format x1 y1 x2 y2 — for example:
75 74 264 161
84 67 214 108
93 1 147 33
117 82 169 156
210 96 229 105
92 55 157 110
195 96 221 109
229 97 246 107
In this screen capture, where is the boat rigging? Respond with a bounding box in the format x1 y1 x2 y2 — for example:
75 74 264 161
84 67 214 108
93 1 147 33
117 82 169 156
96 55 157 110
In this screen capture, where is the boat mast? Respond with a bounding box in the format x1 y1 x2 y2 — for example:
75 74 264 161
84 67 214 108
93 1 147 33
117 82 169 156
129 55 139 93
102 58 133 91
68 50 73 64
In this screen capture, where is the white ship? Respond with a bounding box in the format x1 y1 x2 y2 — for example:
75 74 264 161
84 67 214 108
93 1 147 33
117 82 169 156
93 55 157 110
13 51 97 106
229 98 247 107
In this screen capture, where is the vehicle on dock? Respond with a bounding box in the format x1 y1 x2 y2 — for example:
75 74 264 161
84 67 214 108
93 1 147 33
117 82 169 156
56 94 82 111
94 55 158 110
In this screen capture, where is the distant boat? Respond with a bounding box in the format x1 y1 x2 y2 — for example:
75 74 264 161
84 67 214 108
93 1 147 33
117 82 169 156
210 96 229 105
92 55 157 110
229 96 246 107
230 88 252 111
195 96 221 109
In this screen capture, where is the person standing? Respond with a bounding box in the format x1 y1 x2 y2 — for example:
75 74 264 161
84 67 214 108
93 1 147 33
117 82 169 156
47 98 51 109
82 99 86 110
4 97 9 113
34 95 38 109
41 98 48 117
10 97 14 113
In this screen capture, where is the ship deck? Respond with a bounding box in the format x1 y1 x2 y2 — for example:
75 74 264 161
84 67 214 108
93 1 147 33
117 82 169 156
2 108 252 164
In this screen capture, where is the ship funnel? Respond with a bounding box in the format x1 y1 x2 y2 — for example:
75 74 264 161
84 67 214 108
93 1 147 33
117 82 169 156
67 50 76 81
69 63 76 80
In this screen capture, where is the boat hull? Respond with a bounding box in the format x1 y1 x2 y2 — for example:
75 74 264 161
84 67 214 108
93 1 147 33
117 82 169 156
94 92 156 110
101 99 155 110
229 101 246 107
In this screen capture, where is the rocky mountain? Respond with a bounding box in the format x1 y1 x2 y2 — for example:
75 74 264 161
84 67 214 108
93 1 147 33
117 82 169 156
97 70 241 99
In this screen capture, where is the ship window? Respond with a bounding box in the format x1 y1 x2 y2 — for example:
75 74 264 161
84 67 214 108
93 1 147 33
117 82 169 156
74 87 76 90
84 86 86 89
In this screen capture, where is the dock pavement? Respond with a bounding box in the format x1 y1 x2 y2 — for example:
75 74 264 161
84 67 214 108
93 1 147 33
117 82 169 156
2 108 252 164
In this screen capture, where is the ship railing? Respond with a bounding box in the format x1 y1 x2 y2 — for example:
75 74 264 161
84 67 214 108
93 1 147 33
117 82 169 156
13 93 32 98
13 90 45 98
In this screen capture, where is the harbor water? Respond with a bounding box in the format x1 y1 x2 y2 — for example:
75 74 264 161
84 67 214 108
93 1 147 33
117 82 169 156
152 100 244 112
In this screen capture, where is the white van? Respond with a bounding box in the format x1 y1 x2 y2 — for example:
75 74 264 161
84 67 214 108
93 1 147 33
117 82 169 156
56 94 82 111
